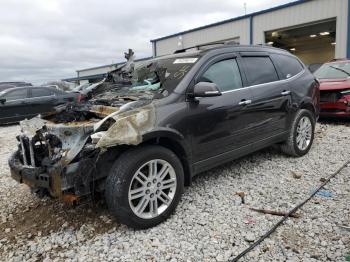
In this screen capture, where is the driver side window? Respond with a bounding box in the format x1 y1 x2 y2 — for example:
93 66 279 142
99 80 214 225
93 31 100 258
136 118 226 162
199 59 243 92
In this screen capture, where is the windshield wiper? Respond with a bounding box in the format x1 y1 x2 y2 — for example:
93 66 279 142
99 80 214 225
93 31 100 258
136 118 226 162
329 65 350 77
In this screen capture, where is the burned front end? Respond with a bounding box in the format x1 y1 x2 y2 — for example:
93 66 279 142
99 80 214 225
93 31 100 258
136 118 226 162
8 49 193 200
8 100 156 199
9 106 105 198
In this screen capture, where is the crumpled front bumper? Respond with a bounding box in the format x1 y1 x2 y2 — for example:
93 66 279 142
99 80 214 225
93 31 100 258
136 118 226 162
9 151 49 188
9 150 97 198
320 101 350 117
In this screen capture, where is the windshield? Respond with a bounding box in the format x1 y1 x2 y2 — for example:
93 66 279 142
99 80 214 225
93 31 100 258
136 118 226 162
113 56 199 94
314 62 350 79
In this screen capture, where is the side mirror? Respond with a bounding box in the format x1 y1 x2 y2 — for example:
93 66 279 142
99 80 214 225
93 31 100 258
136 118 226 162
0 98 6 104
192 82 222 97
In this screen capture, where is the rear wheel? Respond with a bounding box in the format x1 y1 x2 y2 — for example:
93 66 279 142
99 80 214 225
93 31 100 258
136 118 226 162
105 145 184 229
280 109 315 157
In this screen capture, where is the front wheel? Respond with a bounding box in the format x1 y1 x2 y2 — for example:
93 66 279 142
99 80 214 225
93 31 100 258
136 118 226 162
105 145 184 229
280 109 315 157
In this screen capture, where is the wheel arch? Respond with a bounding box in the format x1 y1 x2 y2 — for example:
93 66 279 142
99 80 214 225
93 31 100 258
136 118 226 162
299 99 317 117
141 129 193 186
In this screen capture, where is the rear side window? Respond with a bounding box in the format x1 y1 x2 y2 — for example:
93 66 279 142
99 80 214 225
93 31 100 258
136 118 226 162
242 56 279 86
4 89 28 101
32 88 52 97
199 59 243 92
273 54 304 79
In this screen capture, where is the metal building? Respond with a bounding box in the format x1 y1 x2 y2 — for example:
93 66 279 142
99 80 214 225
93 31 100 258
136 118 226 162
64 57 152 85
151 0 350 64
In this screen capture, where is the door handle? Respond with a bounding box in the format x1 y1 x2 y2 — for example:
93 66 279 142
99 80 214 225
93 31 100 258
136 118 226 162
238 99 252 106
281 90 291 96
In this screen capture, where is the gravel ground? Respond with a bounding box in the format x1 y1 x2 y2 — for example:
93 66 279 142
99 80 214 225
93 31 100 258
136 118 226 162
0 122 349 262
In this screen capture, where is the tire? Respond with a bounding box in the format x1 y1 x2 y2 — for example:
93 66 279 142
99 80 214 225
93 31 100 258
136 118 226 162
105 145 184 229
280 109 315 157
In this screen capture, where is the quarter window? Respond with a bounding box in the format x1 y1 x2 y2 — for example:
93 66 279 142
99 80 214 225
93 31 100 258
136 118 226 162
199 59 243 92
273 54 304 79
242 56 279 86
4 89 28 101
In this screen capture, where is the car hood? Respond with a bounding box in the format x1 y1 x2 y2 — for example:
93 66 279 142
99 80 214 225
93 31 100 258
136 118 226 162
319 78 350 91
19 99 157 166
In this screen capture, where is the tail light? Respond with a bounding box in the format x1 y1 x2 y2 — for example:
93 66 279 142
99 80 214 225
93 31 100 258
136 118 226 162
77 94 82 103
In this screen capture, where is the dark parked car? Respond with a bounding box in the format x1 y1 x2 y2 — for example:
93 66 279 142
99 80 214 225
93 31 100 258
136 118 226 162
9 45 319 229
0 86 81 124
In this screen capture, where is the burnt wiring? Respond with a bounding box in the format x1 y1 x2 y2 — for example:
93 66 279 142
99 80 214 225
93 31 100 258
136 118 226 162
90 151 102 204
231 159 350 262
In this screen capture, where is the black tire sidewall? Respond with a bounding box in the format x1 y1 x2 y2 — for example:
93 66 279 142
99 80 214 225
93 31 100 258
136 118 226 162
105 145 184 229
292 110 315 156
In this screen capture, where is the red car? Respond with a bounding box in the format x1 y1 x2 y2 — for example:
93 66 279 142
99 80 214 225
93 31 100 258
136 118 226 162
314 59 350 118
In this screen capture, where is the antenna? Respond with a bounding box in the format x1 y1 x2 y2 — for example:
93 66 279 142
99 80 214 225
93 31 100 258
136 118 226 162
244 2 247 15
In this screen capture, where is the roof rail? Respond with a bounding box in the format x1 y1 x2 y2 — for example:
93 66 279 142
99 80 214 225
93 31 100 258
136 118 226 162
174 41 239 54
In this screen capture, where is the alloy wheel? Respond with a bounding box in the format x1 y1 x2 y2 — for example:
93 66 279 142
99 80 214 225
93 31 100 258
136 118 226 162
128 159 177 219
296 116 312 151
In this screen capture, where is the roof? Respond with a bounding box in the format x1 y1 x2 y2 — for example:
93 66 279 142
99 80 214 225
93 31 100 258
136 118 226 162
150 0 306 42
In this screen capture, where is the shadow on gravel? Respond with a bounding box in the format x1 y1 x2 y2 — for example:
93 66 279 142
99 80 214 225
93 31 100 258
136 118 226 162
0 196 116 243
318 117 350 126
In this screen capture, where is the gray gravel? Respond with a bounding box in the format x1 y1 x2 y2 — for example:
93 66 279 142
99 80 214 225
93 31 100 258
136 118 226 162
0 122 349 261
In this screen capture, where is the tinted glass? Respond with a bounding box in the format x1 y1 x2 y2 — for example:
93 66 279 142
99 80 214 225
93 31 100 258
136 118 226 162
242 57 279 85
32 88 52 97
3 89 28 101
314 62 350 79
199 59 243 92
273 54 304 79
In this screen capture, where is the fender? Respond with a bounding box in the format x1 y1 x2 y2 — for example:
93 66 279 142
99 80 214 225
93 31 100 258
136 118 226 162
298 97 319 117
142 127 190 155
142 127 194 185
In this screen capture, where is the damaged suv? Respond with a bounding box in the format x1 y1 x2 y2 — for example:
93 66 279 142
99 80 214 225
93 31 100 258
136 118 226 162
9 45 319 229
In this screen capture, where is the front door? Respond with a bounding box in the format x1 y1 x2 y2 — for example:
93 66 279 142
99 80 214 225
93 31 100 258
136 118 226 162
0 88 31 123
187 54 256 171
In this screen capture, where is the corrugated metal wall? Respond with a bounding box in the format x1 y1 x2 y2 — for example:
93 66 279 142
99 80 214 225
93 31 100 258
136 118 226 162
78 65 117 78
154 0 349 59
253 0 348 58
155 18 250 56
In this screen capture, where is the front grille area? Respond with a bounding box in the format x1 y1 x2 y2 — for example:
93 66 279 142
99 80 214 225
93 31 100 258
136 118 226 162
320 91 342 103
19 136 36 167
320 109 344 113
18 134 62 167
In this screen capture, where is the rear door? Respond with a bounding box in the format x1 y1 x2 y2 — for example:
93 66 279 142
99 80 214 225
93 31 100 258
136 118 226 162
239 52 292 141
28 87 58 115
0 88 31 123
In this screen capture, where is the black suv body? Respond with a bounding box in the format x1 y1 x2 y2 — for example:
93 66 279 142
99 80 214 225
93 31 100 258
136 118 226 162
9 45 319 228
